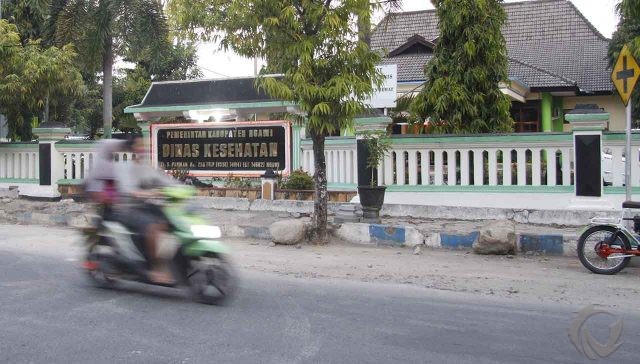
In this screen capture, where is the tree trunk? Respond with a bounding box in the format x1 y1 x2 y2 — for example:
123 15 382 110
44 90 50 124
311 131 328 244
102 36 114 139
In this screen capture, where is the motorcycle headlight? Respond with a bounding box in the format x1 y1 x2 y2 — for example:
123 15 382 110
191 225 222 239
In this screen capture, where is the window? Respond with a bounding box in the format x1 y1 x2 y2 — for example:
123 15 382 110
511 101 541 133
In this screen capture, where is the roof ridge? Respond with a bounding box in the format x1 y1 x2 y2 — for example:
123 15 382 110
376 0 610 41
562 0 611 41
507 57 577 85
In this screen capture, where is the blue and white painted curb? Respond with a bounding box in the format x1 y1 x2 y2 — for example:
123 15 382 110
335 222 579 256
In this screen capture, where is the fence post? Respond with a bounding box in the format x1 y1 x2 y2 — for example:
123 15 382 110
32 123 71 198
565 104 610 209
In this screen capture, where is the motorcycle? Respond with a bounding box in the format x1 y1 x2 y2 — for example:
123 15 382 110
82 185 235 305
577 201 640 275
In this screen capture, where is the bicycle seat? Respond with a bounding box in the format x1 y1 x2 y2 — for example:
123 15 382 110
622 201 640 209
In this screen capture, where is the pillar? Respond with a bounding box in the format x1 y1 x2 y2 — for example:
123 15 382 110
566 104 610 208
32 123 71 198
261 169 277 200
541 92 553 132
291 124 302 170
553 97 564 132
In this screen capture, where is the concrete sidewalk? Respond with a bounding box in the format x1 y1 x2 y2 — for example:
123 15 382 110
0 196 584 256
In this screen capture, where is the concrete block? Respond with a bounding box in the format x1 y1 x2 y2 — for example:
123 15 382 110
424 233 441 248
334 223 371 245
369 224 405 246
244 226 272 240
250 199 313 214
205 197 251 211
404 227 425 247
519 234 564 255
440 232 479 249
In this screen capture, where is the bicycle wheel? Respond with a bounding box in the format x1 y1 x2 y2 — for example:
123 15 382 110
577 225 631 275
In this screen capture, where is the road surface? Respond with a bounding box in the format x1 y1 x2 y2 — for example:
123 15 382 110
1 225 639 363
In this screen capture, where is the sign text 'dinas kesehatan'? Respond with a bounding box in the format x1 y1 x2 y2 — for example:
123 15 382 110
157 125 287 171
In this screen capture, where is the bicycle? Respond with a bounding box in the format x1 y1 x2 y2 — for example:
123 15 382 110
577 201 640 274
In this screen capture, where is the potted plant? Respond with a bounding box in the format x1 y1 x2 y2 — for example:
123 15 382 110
358 130 392 222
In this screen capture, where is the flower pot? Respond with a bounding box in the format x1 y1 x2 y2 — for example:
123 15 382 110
357 185 387 223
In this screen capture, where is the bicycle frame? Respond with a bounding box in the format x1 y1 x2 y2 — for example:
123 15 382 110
585 211 640 258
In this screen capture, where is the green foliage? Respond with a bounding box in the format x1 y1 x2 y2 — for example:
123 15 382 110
280 169 314 190
2 0 50 44
609 0 640 122
414 0 512 134
223 175 256 189
0 20 84 140
361 130 391 186
53 0 171 137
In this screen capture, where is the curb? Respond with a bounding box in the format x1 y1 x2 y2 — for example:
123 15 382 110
2 210 580 256
334 222 579 256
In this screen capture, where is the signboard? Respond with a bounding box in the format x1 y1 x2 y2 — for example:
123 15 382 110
612 44 639 106
151 121 291 176
366 64 397 108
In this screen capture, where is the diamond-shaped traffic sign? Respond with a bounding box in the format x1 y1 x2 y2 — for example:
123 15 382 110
612 44 640 106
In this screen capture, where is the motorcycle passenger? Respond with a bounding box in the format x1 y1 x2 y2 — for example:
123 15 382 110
114 134 179 284
84 139 126 220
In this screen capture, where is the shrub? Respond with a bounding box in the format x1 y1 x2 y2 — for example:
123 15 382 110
223 174 255 188
280 169 314 190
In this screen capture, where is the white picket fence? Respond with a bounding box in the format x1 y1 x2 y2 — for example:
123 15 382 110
300 133 640 188
56 143 134 181
301 139 358 185
0 144 39 180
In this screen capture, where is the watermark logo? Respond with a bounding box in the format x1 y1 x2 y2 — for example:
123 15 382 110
569 305 623 359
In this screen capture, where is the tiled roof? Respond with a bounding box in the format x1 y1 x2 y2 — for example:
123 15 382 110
371 0 612 93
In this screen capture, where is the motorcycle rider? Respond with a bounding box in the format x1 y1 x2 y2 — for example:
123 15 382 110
114 134 178 284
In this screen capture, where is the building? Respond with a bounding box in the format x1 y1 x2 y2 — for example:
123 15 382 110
370 0 623 132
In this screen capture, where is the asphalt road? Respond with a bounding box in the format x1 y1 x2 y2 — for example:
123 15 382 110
1 226 639 363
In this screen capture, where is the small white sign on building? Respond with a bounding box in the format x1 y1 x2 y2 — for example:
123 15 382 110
366 64 397 108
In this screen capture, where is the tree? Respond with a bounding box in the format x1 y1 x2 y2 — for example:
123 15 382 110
414 0 512 134
169 0 384 243
609 0 640 122
0 20 84 140
54 0 169 138
1 0 50 44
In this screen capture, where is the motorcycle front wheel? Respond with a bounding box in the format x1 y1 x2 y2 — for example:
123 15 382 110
187 253 235 305
577 226 632 275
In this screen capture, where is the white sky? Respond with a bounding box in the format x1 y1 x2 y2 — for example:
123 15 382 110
196 0 620 79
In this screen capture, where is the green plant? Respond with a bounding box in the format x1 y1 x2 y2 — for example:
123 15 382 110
223 174 254 188
281 169 314 190
362 131 392 187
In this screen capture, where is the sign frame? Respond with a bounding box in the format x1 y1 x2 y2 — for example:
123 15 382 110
150 120 292 178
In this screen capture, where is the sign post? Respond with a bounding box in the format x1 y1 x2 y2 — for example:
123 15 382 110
612 44 639 201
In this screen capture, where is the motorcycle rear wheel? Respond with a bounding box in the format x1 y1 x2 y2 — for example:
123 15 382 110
187 253 235 305
577 226 632 275
85 243 117 289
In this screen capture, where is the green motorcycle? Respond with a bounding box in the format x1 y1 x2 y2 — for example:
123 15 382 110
83 186 235 305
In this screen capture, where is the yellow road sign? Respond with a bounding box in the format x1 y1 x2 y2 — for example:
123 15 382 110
612 44 640 106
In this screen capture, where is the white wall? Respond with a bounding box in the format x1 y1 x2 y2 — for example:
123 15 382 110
563 95 626 132
383 191 634 211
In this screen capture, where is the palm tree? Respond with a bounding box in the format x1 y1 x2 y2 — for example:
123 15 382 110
54 0 168 138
